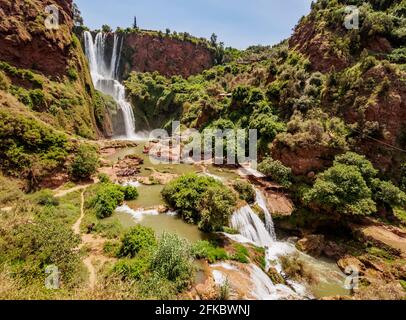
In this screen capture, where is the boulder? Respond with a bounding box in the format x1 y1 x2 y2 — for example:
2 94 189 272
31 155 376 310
296 235 325 257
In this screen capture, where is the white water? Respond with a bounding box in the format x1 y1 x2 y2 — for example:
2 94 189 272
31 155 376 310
83 31 138 139
116 205 159 221
230 205 274 248
255 189 276 241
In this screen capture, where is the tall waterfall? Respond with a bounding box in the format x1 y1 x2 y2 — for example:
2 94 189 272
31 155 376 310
83 31 137 139
230 205 274 247
255 189 277 241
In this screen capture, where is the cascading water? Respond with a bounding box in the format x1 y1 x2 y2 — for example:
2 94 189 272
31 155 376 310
83 31 137 139
230 205 274 247
255 189 277 241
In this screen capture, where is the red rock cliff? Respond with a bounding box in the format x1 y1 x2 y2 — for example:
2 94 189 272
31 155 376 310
0 0 73 78
121 32 215 78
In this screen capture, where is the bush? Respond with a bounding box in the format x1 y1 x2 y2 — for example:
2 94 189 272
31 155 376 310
258 157 292 188
113 252 151 280
161 173 223 224
304 163 376 216
90 183 125 219
233 180 256 203
34 189 59 207
371 179 406 209
118 225 157 258
198 186 236 232
121 185 139 201
97 173 110 183
191 241 229 263
151 233 194 289
69 144 99 180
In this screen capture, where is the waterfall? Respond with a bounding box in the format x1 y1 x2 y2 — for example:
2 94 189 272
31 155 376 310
230 205 274 248
255 189 276 241
83 31 137 139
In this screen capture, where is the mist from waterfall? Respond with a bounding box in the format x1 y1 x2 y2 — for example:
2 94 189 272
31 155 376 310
83 31 138 139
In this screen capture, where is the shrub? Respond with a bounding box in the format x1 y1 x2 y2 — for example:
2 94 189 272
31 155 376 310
151 233 194 289
118 225 157 258
231 243 250 264
113 252 151 280
120 185 139 201
233 180 256 203
371 179 406 208
191 241 229 263
198 186 237 232
97 173 110 183
258 157 292 188
34 189 59 207
304 163 376 216
90 183 125 219
161 173 223 223
69 144 99 180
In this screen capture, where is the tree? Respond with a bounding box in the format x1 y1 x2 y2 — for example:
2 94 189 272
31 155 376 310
165 28 171 36
258 157 292 188
102 24 112 33
118 226 156 258
72 3 84 26
334 152 378 184
304 163 376 216
151 232 193 288
198 186 237 232
68 144 99 180
210 33 218 47
90 183 124 219
233 180 256 204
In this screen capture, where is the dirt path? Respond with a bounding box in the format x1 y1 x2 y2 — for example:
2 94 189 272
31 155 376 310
55 184 91 198
73 189 116 290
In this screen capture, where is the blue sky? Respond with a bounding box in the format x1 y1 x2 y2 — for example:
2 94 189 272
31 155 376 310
74 0 313 49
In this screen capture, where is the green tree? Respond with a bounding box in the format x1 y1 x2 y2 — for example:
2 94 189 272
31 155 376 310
233 180 256 203
118 226 157 258
198 186 237 232
151 232 194 289
258 157 292 188
69 144 99 180
304 163 376 216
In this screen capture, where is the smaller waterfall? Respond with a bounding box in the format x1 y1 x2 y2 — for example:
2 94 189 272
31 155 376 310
255 189 276 241
230 206 274 248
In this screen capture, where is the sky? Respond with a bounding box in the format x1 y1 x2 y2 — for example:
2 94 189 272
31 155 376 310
74 0 313 49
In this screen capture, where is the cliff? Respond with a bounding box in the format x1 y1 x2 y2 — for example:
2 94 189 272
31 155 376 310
0 0 74 78
119 31 215 79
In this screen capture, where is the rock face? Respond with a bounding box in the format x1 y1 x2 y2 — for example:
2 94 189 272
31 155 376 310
120 33 215 78
289 20 350 73
0 0 73 78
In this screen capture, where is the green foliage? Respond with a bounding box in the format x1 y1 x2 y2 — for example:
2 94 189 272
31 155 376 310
69 144 99 180
304 163 376 216
1 219 80 285
371 178 406 208
334 152 378 183
67 67 78 81
33 189 59 207
121 185 139 201
97 173 110 183
198 186 236 232
101 25 112 33
231 243 250 264
151 233 194 289
191 241 229 263
0 109 68 180
162 174 236 231
233 180 256 203
118 226 157 258
258 157 292 188
113 253 150 281
90 183 125 219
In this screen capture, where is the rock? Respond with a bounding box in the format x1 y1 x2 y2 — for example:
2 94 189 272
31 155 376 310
337 256 365 275
323 241 346 260
195 277 219 301
296 235 325 257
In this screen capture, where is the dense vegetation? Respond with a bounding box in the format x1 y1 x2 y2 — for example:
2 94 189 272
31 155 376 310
161 174 236 231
